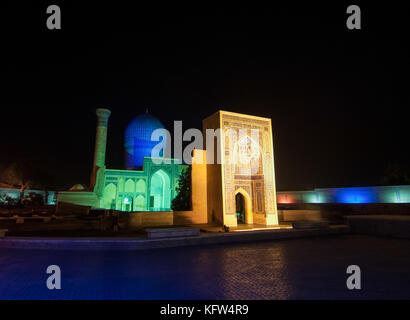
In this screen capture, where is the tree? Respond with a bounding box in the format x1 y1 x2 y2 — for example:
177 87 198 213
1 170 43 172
1 159 57 190
1 161 33 190
171 167 192 211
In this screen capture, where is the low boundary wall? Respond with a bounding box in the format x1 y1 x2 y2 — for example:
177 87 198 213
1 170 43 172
0 225 350 251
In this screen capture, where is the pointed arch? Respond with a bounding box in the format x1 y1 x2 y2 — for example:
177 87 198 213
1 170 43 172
124 179 135 193
135 179 146 192
150 169 171 210
234 187 253 224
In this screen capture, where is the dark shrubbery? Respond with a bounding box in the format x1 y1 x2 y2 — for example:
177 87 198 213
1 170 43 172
0 194 19 208
22 192 44 208
171 167 192 211
0 192 44 209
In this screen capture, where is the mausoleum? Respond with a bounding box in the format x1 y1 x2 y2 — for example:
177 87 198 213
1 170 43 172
57 109 280 227
58 109 186 212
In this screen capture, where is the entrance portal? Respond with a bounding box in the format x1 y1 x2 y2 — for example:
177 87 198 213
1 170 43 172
235 193 246 224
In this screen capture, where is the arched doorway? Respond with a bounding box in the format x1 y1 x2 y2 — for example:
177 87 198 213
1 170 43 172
235 193 246 224
149 169 171 210
103 183 117 209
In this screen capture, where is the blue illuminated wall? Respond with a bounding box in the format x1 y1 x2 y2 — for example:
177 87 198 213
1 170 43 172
277 185 410 204
333 188 378 203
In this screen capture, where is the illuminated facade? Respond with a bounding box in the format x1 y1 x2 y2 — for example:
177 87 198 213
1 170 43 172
102 157 186 211
57 109 280 226
203 111 279 227
97 110 185 211
92 109 280 221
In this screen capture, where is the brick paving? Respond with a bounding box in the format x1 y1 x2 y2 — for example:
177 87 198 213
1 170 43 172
1 234 410 299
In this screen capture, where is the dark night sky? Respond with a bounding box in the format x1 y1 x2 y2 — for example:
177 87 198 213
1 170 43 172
1 3 409 190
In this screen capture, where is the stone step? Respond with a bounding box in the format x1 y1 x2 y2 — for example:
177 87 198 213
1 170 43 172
292 220 329 229
145 227 200 239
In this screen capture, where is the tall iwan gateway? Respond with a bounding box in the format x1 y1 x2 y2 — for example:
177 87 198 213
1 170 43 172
203 111 278 227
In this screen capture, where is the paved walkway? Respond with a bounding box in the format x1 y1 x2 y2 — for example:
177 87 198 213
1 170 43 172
1 234 410 299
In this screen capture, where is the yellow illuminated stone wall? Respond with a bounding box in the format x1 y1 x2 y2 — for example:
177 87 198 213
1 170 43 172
203 110 279 227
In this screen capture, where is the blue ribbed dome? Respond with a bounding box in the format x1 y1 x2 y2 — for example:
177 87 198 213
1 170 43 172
124 112 167 169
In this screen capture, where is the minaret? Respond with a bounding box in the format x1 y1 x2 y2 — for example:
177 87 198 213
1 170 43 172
90 108 111 189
